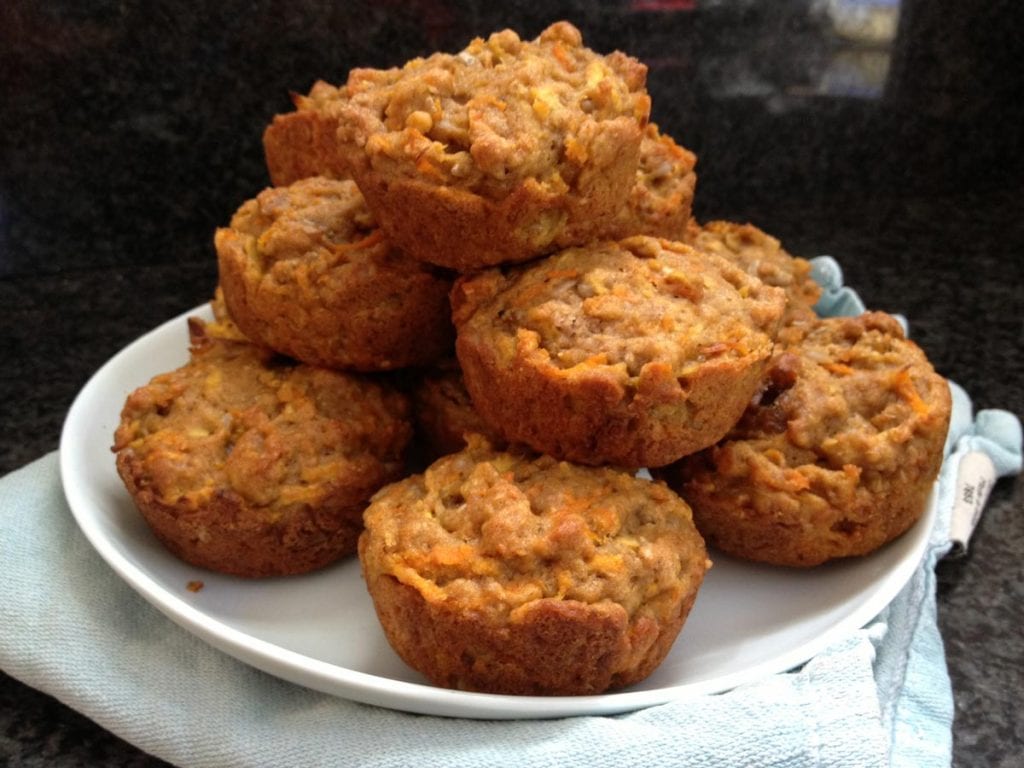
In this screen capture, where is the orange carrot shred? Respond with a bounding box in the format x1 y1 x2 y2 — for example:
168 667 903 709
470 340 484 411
893 369 931 415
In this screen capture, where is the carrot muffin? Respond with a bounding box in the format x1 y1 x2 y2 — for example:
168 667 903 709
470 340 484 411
263 80 351 186
452 235 787 468
569 123 696 243
615 124 697 239
686 220 821 339
215 176 454 372
113 319 412 577
664 312 951 567
411 359 507 462
335 21 651 270
359 437 710 695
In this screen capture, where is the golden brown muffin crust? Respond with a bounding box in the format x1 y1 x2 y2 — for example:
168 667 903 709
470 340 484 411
687 220 821 333
113 319 413 577
452 236 786 467
359 439 709 694
583 123 696 242
339 22 649 197
216 176 454 371
666 312 951 567
263 81 351 186
335 22 651 269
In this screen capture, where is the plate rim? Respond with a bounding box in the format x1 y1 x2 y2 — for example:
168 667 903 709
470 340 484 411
58 304 934 720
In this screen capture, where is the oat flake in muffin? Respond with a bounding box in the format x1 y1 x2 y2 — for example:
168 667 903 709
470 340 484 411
359 437 710 695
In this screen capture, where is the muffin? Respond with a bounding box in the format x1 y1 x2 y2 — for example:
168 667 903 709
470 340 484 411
215 176 454 372
615 124 697 238
452 235 787 468
664 312 951 567
359 437 710 695
579 123 696 242
335 21 652 270
263 80 351 186
411 359 507 462
686 220 821 339
113 319 413 577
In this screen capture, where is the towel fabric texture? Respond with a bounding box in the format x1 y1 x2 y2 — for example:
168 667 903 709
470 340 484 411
1 258 1021 767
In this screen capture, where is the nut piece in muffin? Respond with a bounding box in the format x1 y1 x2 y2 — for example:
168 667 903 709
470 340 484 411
452 235 787 468
263 80 351 186
663 312 951 567
359 437 710 695
686 220 821 340
113 318 413 577
215 176 454 372
335 21 652 271
411 359 507 463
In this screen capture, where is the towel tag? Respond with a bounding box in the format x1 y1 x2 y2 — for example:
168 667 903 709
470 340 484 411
948 450 997 557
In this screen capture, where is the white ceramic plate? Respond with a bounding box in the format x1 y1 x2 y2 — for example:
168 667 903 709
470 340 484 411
60 304 935 720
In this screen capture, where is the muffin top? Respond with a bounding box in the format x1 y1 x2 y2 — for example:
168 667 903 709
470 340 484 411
336 21 650 200
620 124 696 237
217 175 453 305
452 235 785 381
112 319 412 513
688 221 821 317
361 438 708 620
291 79 348 116
562 123 696 244
222 176 378 265
215 176 455 370
696 312 950 486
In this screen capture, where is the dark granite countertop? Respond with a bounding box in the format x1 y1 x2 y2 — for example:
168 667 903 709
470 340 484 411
1 1 1021 766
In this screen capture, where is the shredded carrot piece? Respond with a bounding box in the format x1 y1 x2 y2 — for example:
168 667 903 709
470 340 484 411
552 42 575 71
700 342 730 356
564 137 588 164
823 362 855 376
785 471 811 492
590 552 625 574
893 369 931 415
415 155 446 179
512 281 550 307
321 228 382 252
473 95 507 111
403 544 478 569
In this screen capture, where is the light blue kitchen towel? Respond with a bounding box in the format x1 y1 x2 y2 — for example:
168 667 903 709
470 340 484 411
0 395 1018 768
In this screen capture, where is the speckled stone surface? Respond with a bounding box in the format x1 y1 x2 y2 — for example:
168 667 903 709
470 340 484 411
1 1 1021 766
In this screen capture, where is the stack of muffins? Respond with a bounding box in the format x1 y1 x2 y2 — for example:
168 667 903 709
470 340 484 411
112 21 952 696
